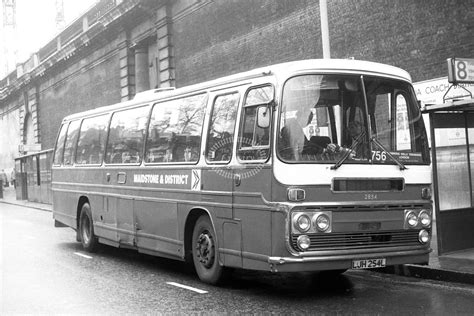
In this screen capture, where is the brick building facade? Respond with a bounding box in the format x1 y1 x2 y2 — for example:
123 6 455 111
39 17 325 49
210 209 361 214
0 0 473 172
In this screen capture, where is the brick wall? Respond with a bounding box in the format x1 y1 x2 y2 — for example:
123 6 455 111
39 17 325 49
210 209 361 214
329 0 474 82
173 0 321 86
173 0 473 86
38 42 121 149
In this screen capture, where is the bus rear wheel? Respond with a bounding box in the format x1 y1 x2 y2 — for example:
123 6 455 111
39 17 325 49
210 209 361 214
192 215 226 285
79 203 98 252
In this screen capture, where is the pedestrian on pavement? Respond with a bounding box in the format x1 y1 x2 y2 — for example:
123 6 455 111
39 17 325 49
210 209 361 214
0 169 8 187
11 169 16 188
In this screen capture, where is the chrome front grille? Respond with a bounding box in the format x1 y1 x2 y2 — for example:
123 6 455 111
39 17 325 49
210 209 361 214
291 230 424 252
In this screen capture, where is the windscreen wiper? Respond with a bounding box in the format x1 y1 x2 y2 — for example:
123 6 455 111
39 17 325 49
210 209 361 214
330 131 366 170
370 137 407 170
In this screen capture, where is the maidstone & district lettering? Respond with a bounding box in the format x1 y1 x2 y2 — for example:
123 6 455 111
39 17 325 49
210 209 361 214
134 174 189 185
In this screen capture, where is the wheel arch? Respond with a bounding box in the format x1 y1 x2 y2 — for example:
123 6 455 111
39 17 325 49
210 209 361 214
184 207 214 263
76 196 90 226
75 196 90 241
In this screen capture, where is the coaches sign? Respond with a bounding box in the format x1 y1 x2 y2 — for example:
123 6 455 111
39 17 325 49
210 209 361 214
414 77 474 106
447 58 474 84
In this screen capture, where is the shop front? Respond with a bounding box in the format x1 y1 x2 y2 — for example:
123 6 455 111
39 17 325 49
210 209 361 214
14 149 53 204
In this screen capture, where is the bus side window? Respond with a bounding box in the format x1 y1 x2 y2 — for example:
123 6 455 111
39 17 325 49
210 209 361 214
75 114 108 165
63 120 81 166
206 93 239 163
237 85 273 161
145 93 206 163
53 123 69 165
105 105 149 164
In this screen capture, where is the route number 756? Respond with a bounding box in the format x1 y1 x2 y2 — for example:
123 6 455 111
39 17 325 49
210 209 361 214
372 150 387 161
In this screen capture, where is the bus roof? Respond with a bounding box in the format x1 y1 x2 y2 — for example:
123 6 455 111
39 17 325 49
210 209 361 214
62 59 412 122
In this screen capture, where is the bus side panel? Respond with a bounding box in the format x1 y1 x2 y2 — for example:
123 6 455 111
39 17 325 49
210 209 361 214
234 207 272 270
135 200 180 258
232 167 274 270
52 187 77 228
53 168 105 230
95 196 119 242
222 220 243 267
115 197 135 247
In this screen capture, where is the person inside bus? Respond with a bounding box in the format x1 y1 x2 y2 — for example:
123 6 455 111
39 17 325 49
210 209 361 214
324 119 366 158
281 104 344 161
280 106 313 160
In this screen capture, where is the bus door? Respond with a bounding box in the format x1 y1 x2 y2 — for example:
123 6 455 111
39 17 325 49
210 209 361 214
203 91 241 265
232 85 274 269
204 91 240 211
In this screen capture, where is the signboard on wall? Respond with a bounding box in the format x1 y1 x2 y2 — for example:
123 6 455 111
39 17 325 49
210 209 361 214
413 77 474 147
447 58 474 84
414 76 474 106
18 143 42 153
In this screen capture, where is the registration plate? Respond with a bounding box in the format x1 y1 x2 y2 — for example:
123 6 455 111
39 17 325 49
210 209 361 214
352 258 386 269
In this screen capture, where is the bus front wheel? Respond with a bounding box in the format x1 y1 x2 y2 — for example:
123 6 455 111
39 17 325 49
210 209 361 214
192 215 226 285
79 203 98 252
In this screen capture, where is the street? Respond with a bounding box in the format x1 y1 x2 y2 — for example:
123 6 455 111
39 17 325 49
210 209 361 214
1 203 474 315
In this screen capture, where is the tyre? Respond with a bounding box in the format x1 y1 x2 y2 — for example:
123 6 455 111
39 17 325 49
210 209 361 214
192 215 226 285
79 203 98 252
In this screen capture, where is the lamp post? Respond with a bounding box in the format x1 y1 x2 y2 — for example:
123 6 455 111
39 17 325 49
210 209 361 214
320 0 331 59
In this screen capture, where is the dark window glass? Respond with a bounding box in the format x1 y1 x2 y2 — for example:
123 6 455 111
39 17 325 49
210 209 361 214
146 94 207 163
237 86 273 161
63 120 81 166
105 105 149 164
76 114 109 165
206 93 239 163
53 123 68 165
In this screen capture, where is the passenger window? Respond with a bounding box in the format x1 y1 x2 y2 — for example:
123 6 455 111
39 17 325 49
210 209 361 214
63 120 81 166
53 123 68 165
146 94 207 163
76 114 109 165
105 105 149 164
237 86 273 161
206 93 239 163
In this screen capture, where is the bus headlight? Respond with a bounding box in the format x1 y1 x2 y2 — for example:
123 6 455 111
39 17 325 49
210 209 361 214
419 210 431 228
314 214 331 232
418 230 430 244
297 235 311 250
294 214 311 232
405 211 419 228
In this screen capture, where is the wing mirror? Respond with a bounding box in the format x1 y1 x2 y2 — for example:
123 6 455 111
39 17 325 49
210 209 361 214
257 106 270 129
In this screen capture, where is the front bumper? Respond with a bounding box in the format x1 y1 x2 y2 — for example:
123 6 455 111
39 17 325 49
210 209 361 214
268 247 431 272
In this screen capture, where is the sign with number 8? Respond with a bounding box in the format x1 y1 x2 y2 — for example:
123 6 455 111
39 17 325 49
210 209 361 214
448 58 474 84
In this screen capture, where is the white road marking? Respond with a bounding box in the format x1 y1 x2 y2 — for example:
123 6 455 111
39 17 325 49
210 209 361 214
74 252 93 259
166 282 208 294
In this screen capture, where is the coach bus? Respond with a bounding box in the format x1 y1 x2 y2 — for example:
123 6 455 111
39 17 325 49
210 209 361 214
52 59 432 284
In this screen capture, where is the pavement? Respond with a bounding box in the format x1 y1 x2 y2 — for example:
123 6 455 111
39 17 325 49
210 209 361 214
1 185 474 286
